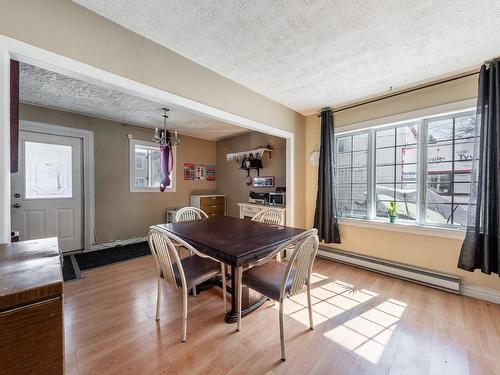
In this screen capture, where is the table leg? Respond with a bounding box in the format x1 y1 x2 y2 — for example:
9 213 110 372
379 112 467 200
224 265 267 323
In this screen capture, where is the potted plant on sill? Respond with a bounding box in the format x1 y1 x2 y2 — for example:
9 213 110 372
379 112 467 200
388 201 398 223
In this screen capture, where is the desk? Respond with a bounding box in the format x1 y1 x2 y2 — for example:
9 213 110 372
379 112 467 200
159 216 305 322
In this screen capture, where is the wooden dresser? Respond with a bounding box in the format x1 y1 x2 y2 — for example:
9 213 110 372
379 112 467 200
0 238 63 375
190 194 226 218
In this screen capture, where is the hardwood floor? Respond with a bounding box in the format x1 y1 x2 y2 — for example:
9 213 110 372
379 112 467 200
64 256 500 375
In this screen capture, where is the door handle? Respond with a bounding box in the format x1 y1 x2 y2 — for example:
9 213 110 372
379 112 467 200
13 203 21 208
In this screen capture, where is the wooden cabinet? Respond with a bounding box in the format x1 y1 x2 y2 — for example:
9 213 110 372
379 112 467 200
190 194 226 218
237 203 286 224
0 238 63 375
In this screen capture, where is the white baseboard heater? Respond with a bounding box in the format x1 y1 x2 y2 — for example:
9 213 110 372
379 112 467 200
317 246 460 294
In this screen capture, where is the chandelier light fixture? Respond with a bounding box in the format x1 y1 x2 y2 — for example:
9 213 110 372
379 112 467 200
153 107 181 147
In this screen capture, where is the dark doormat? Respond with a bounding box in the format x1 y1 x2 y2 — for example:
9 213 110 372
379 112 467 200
62 241 151 282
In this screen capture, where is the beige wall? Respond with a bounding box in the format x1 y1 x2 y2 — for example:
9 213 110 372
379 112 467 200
0 0 307 228
216 132 286 217
306 74 500 291
20 104 217 243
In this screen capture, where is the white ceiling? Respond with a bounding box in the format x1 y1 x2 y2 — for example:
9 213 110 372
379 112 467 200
19 63 248 141
73 0 500 115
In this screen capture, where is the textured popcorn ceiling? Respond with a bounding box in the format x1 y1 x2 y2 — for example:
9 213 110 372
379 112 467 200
73 0 500 115
19 63 248 141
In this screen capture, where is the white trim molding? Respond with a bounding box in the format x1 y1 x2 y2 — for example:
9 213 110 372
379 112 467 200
461 283 500 305
20 121 95 252
0 49 10 243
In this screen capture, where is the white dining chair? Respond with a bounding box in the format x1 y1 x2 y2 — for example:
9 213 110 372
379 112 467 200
251 208 285 226
175 207 209 223
148 225 227 342
234 229 319 360
174 207 210 291
252 208 286 260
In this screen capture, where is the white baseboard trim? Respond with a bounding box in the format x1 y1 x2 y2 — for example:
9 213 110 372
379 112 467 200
89 236 148 252
461 283 500 304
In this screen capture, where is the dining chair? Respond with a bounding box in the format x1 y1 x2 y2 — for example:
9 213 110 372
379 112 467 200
148 225 227 342
252 208 286 260
174 207 209 291
175 207 209 223
235 229 319 360
251 208 285 225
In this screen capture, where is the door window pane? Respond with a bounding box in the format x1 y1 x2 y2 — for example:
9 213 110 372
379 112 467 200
25 141 73 199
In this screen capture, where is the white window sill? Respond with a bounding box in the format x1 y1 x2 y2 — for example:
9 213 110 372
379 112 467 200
338 217 465 240
130 187 176 193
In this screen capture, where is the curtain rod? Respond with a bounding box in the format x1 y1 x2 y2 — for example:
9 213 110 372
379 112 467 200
317 70 479 117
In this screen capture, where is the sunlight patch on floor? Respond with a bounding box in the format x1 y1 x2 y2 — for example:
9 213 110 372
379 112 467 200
324 299 407 364
275 278 378 328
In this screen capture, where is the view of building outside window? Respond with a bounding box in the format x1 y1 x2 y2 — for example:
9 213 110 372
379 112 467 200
375 124 418 221
134 144 164 189
336 132 368 217
334 110 475 227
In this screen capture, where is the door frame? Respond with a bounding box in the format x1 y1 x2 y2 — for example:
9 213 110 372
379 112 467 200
19 121 94 251
0 34 295 244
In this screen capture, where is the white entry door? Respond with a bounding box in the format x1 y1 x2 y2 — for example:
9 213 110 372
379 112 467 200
11 131 83 252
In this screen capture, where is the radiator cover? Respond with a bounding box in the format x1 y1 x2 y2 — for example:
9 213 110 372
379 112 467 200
317 246 460 294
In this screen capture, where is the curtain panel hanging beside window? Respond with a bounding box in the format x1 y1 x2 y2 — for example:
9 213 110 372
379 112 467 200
458 61 499 276
314 109 341 243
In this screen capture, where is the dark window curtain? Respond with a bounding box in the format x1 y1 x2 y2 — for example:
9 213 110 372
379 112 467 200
314 109 341 243
458 61 499 276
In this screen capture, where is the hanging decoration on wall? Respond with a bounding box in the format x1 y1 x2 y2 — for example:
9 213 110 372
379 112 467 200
195 164 206 180
207 164 216 181
184 163 195 180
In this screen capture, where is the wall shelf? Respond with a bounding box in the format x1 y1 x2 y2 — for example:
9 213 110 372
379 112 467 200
226 147 274 162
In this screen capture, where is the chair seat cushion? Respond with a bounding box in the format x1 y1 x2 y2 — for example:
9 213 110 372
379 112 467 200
170 255 220 288
243 260 297 301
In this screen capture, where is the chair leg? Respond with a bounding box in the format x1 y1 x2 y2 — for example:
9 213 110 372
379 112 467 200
181 287 188 342
279 300 286 361
276 251 282 262
307 281 314 330
236 267 242 332
221 263 228 313
155 278 161 321
192 285 197 297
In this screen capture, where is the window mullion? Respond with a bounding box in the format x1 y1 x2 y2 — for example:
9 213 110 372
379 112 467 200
367 129 375 219
417 120 427 225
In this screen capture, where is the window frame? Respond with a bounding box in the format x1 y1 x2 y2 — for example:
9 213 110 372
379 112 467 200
334 100 476 232
129 139 176 193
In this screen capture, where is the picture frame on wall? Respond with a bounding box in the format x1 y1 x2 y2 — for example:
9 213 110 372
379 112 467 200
252 176 275 188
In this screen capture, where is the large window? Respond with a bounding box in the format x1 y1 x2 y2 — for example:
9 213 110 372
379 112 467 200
334 109 475 228
129 140 175 192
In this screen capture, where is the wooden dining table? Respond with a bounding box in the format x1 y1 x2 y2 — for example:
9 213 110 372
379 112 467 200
159 216 307 323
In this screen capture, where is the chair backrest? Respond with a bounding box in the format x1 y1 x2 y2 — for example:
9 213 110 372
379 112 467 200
175 207 209 223
148 225 189 289
252 208 285 226
280 229 319 299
